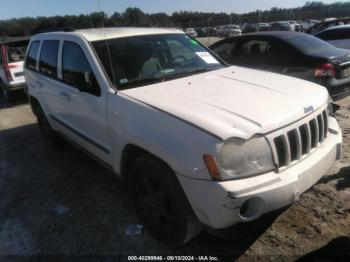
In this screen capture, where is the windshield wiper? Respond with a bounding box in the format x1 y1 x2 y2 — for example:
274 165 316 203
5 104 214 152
118 77 164 90
118 68 218 90
173 67 217 78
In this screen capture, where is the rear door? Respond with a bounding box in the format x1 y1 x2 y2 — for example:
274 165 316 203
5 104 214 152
264 38 313 79
233 37 275 71
35 39 67 129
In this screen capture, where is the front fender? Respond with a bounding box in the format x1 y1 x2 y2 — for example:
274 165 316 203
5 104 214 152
108 94 222 180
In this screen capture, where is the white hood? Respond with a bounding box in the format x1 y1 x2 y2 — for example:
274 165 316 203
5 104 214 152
121 66 328 140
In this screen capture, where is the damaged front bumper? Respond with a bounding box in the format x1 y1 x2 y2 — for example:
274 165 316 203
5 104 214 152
177 117 342 229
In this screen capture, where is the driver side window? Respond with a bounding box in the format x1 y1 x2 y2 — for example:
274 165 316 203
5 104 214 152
62 41 101 96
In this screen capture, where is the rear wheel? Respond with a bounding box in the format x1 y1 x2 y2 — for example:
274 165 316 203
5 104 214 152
128 155 201 247
35 105 63 148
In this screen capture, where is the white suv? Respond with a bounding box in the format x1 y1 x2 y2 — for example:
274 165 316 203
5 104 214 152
24 28 342 247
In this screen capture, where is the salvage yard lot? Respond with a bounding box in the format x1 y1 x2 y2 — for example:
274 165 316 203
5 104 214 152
0 94 350 259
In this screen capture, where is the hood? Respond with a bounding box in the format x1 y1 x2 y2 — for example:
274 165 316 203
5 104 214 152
121 66 328 140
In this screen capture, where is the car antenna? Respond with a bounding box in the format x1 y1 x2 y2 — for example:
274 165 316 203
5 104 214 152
96 0 118 92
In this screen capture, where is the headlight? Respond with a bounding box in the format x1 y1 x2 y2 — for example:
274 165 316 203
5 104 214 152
327 96 334 116
215 137 275 180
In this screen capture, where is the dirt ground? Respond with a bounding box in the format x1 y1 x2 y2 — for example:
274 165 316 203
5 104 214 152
0 92 350 261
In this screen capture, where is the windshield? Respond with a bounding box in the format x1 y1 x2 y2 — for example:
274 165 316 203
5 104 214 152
288 35 334 54
93 34 224 90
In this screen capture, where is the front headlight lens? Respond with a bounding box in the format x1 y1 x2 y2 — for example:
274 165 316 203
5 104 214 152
327 96 334 116
216 137 275 180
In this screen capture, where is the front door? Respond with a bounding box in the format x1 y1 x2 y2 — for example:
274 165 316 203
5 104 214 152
55 40 110 163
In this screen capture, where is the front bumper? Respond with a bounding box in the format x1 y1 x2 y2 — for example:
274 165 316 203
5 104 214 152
177 117 342 229
5 81 26 91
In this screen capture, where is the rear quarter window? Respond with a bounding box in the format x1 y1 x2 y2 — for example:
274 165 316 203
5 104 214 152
25 41 40 71
39 40 59 78
7 40 29 63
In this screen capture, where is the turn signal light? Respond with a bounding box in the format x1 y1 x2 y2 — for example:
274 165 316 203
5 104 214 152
203 154 220 181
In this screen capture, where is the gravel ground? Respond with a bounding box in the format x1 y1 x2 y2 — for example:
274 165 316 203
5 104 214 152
0 93 349 260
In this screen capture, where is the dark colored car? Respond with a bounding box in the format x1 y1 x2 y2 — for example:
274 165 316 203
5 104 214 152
270 22 293 31
315 25 350 50
310 17 350 34
209 31 350 100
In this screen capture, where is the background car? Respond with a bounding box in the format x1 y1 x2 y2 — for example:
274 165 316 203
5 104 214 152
270 21 294 31
209 31 350 100
310 17 350 34
224 24 242 37
288 20 302 31
257 23 271 32
184 28 198 38
315 25 350 50
0 36 30 102
302 19 321 32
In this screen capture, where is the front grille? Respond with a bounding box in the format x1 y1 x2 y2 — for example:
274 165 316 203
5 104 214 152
273 110 329 168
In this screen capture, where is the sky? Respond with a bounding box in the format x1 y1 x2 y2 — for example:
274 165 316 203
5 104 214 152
0 0 338 20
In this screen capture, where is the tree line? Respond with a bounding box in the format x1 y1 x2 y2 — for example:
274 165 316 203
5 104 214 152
1 1 350 37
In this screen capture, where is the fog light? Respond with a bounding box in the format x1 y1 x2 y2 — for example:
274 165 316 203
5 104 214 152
239 197 265 220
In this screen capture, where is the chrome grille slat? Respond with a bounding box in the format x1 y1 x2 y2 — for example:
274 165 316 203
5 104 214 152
323 110 328 138
318 113 325 143
295 128 302 160
282 134 291 166
305 123 312 154
310 118 319 147
272 110 328 169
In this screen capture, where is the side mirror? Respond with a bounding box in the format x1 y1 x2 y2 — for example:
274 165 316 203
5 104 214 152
78 71 95 92
84 71 94 86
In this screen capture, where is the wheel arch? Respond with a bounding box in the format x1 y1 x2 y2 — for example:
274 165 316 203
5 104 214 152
120 143 174 180
29 95 41 116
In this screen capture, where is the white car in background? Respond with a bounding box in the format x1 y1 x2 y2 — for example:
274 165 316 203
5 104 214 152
185 28 197 38
302 19 320 32
225 24 242 37
0 37 30 102
25 27 342 247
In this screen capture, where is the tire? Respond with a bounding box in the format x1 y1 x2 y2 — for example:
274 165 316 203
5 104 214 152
1 85 15 102
128 155 202 247
35 105 63 149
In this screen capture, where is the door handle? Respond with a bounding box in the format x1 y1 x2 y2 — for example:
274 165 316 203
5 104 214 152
59 92 70 101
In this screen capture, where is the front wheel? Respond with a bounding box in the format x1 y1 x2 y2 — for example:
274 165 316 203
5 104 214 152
128 155 202 247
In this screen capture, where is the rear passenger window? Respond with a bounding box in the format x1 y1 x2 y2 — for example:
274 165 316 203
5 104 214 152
212 40 237 63
39 40 59 77
241 40 270 58
25 41 40 71
62 41 100 96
